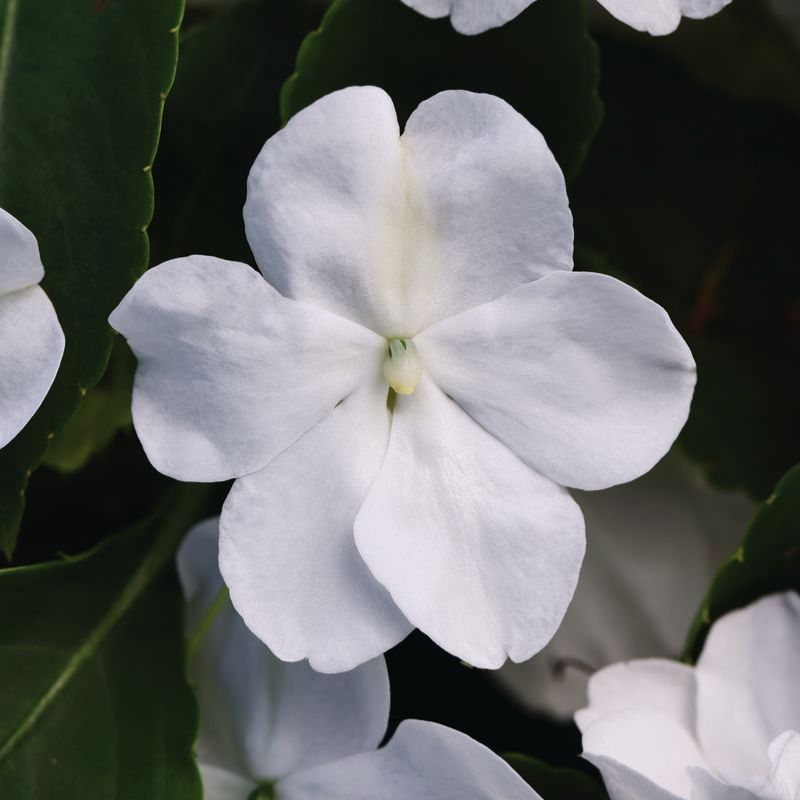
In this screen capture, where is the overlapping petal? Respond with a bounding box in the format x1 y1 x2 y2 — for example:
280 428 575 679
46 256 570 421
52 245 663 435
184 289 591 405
246 87 571 335
278 720 540 800
399 0 532 36
354 377 585 669
109 255 384 483
178 519 392 781
219 379 412 674
417 271 696 491
0 210 64 448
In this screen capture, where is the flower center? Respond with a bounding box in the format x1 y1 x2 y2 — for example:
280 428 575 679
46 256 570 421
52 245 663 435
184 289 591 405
383 338 422 395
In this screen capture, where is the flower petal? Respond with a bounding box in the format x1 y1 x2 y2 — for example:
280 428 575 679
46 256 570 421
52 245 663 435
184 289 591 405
498 454 752 717
0 285 64 449
760 731 800 800
278 720 540 800
399 0 534 35
178 519 392 781
354 377 585 669
596 0 732 35
109 255 383 483
581 709 707 799
246 88 571 335
0 208 44 293
417 271 696 491
695 593 800 785
199 765 255 800
219 378 412 674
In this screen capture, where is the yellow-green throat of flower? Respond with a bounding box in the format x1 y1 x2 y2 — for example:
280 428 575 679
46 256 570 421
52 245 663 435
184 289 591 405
383 338 422 395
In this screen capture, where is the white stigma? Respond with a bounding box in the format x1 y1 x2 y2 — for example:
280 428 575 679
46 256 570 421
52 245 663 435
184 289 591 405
383 338 422 395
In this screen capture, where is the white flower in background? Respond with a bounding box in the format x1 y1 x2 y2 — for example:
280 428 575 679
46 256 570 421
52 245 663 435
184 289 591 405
0 208 65 449
111 86 695 673
498 452 754 717
576 592 800 800
178 518 546 800
401 0 732 36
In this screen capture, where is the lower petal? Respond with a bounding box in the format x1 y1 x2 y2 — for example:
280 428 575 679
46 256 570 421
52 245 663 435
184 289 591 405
219 379 412 674
0 285 64 448
278 720 538 800
354 378 585 669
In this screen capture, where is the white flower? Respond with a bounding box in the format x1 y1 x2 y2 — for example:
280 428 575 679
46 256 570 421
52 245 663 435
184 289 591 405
576 592 800 800
0 208 65 449
498 452 754 718
178 518 545 800
401 0 733 36
111 87 695 673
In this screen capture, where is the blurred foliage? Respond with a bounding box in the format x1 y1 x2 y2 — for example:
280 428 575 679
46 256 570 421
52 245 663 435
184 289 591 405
505 753 609 799
684 462 800 662
0 486 215 799
0 0 183 557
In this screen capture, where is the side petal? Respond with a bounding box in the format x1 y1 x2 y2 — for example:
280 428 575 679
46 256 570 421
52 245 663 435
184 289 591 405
198 765 255 800
0 286 64 448
278 720 540 800
354 377 585 669
400 0 534 36
417 271 696 491
695 593 800 785
178 519 392 781
687 768 759 800
0 207 44 293
219 378 412 674
109 255 384 483
581 709 708 800
595 0 731 35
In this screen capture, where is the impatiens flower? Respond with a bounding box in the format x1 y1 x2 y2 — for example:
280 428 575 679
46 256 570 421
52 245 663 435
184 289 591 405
400 0 733 36
178 518 546 800
576 592 800 800
111 87 695 673
0 208 65 449
498 452 753 717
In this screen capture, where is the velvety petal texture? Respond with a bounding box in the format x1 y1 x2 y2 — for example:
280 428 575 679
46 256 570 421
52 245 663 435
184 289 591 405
178 519 392 782
355 377 585 669
418 272 696 491
246 88 571 335
278 720 541 800
0 209 64 448
219 380 412 674
577 593 800 800
110 255 384 483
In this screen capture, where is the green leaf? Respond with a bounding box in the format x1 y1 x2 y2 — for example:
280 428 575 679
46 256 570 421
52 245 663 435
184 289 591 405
281 0 602 183
0 485 212 799
505 753 609 800
151 0 309 265
0 0 184 556
683 463 800 663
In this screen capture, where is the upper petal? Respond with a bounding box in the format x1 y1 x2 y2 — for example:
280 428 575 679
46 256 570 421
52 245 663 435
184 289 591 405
0 208 44 294
695 593 800 785
416 271 696 491
246 87 571 335
354 377 585 669
219 378 412 674
278 719 540 800
178 518 392 781
595 0 731 35
400 0 534 35
0 285 65 449
109 255 384 482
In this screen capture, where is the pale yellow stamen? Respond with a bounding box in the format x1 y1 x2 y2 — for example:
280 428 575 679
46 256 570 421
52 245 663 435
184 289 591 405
383 338 422 395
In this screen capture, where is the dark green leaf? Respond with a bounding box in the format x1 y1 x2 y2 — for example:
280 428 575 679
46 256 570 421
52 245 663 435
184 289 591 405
281 0 602 182
151 0 310 265
0 485 212 799
505 753 609 800
0 0 183 555
683 463 800 662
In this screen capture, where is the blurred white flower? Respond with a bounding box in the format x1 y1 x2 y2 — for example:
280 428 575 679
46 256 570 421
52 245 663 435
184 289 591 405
497 453 754 717
401 0 732 36
0 208 64 449
112 87 695 673
576 592 800 800
178 518 546 800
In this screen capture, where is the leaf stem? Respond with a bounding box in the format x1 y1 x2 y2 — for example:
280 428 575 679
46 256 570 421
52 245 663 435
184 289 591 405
187 584 230 661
